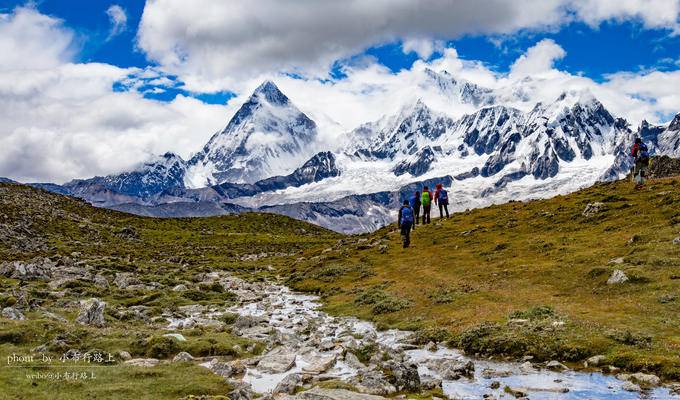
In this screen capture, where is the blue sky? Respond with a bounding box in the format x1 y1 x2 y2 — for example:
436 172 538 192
1 0 680 183
4 0 680 102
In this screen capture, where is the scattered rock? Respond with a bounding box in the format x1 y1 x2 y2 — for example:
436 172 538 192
113 273 140 289
629 372 660 386
42 311 67 323
427 359 474 380
118 351 132 361
2 306 25 320
257 349 296 373
32 344 48 353
490 381 501 389
163 333 187 342
296 387 386 400
172 284 188 291
349 370 397 395
606 269 629 285
425 341 437 352
93 274 109 288
172 351 194 362
301 352 337 374
582 202 605 218
621 381 641 392
75 298 106 327
382 361 420 392
125 358 160 367
274 373 304 395
608 257 625 264
344 352 366 369
504 386 528 398
481 368 512 379
673 237 680 245
419 375 442 391
0 257 53 280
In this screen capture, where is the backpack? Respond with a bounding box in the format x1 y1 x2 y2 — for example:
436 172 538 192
439 189 448 202
421 191 431 206
638 143 649 160
409 195 420 208
401 206 414 224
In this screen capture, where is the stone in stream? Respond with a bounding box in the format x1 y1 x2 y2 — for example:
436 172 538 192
257 348 297 373
75 298 106 327
426 359 475 380
227 380 256 400
274 373 307 395
381 361 420 392
295 387 387 400
545 360 569 371
301 352 337 374
420 375 443 391
349 370 397 396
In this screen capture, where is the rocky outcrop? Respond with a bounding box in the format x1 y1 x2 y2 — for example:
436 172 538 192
75 298 106 327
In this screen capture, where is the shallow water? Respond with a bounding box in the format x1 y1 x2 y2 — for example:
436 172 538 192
185 276 679 399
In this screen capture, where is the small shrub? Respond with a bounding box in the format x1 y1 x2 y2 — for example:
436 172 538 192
509 305 555 320
145 336 180 359
605 329 652 348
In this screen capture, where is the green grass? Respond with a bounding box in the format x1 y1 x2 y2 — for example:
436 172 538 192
2 175 680 396
286 177 680 380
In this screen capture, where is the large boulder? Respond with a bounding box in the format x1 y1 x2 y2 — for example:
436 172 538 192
75 298 106 327
349 370 397 396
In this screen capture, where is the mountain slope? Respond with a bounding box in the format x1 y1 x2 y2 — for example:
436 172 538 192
0 181 339 399
288 175 680 381
185 81 319 186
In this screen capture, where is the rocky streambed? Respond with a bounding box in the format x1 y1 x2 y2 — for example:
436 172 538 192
168 274 680 399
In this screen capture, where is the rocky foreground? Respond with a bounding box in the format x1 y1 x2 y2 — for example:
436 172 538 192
168 272 680 400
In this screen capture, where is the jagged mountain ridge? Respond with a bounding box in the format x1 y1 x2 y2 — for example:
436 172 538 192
22 72 680 233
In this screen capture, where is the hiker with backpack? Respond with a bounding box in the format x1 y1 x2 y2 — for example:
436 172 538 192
434 183 450 219
409 191 421 228
421 186 433 224
631 138 650 188
398 200 415 248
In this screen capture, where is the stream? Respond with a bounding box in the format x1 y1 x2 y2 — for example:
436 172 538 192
169 274 679 399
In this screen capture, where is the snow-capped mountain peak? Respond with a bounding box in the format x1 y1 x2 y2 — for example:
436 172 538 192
185 80 319 186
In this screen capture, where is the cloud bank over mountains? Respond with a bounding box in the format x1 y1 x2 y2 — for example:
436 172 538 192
0 1 679 183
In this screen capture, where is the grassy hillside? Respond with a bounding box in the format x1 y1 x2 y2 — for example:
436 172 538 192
0 183 339 399
287 177 680 380
2 175 679 398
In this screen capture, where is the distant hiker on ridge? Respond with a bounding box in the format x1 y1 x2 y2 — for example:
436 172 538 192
410 190 421 228
421 186 433 224
434 183 450 219
398 200 414 248
631 138 650 189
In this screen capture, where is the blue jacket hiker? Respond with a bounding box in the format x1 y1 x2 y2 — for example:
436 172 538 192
409 191 421 227
398 200 414 248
